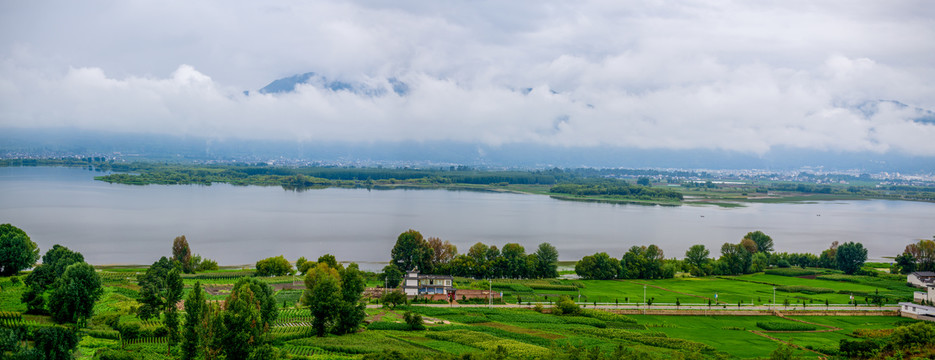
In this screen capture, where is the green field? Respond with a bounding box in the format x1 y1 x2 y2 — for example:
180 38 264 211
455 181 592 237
1 266 924 359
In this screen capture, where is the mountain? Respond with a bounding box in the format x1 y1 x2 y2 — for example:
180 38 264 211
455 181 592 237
255 72 408 96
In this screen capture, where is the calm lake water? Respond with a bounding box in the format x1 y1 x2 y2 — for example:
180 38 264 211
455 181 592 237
1 166 932 267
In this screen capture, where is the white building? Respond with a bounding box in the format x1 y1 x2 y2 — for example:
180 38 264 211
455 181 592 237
908 271 935 288
402 269 454 297
900 302 935 321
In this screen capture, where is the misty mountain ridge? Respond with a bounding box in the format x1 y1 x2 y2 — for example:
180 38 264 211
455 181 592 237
253 72 409 97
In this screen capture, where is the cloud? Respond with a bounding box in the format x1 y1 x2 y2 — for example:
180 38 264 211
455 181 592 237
1 1 934 155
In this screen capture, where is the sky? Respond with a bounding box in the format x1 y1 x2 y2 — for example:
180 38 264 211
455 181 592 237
1 0 934 156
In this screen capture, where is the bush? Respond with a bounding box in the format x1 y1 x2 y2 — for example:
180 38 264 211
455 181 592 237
404 311 425 331
195 257 219 272
552 296 580 315
380 290 407 309
255 255 293 277
756 321 817 331
891 322 935 349
117 322 141 340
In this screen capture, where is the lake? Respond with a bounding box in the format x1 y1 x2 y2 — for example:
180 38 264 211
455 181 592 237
1 166 932 268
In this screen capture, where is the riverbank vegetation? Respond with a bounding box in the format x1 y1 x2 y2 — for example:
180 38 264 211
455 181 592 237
2 224 934 359
3 159 934 205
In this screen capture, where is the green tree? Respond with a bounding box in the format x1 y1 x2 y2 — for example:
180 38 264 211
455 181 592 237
575 252 620 280
684 244 710 276
836 242 868 275
719 243 751 275
21 245 85 315
182 282 207 360
553 296 580 315
230 277 278 328
33 327 79 360
255 255 294 276
0 224 39 276
743 231 774 254
48 262 102 324
380 290 407 309
404 311 425 330
391 230 433 273
138 256 184 353
221 283 264 360
768 343 795 360
534 243 559 279
501 243 527 278
302 263 343 336
636 177 651 186
380 264 404 288
317 254 339 269
172 235 194 274
426 237 457 271
333 264 366 335
895 252 917 274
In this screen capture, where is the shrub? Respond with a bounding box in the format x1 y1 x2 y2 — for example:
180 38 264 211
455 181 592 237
891 322 935 349
404 311 425 331
552 296 579 316
756 321 817 331
117 322 141 340
255 255 294 276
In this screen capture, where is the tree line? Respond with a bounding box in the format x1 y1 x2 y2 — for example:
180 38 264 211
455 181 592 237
550 179 683 201
575 230 869 280
0 225 367 359
382 229 559 286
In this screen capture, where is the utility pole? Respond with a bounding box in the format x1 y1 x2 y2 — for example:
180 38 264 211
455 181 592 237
643 285 646 306
773 287 776 307
488 279 492 307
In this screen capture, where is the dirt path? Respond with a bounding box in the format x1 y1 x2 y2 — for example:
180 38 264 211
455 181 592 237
766 311 842 332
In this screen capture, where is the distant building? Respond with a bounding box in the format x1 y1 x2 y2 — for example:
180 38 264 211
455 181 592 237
900 302 935 322
402 269 455 298
908 271 935 288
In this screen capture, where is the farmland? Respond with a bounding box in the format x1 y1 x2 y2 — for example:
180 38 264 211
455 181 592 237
1 263 928 359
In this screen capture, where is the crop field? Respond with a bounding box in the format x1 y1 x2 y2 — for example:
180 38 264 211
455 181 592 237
1 265 923 359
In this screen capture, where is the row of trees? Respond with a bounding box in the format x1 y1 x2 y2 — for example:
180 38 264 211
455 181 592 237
894 237 935 274
575 231 869 279
385 229 559 283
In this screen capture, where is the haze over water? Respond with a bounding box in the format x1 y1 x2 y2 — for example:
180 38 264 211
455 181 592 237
1 166 932 268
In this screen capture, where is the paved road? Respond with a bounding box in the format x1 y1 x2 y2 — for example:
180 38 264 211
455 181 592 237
366 303 900 312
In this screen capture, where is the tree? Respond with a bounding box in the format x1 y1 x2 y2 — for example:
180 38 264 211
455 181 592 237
575 252 620 280
0 224 39 276
636 177 651 186
380 264 404 288
819 241 839 269
501 243 527 278
718 243 750 275
467 242 489 264
255 255 294 276
743 231 774 254
426 237 457 269
317 254 339 269
895 252 917 274
836 242 868 275
230 277 278 328
22 244 85 315
302 263 343 336
138 256 184 353
391 230 433 273
333 264 366 335
404 311 425 330
182 282 207 360
172 235 194 274
221 283 264 360
739 238 758 254
48 262 102 324
905 238 935 271
534 243 559 279
684 245 710 276
33 327 79 360
381 290 407 309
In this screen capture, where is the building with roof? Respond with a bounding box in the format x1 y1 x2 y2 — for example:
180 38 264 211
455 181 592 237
908 271 935 288
402 269 455 298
